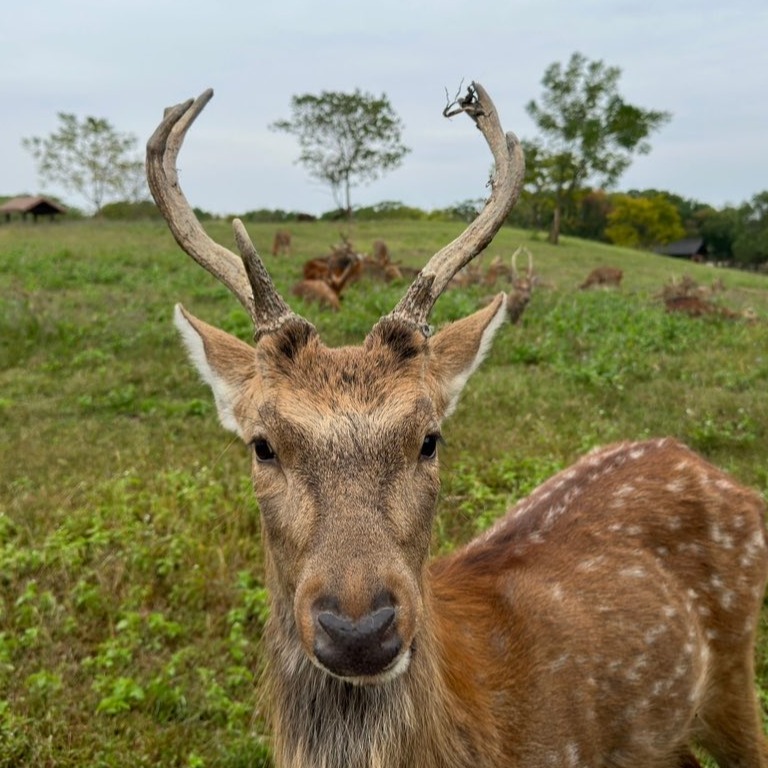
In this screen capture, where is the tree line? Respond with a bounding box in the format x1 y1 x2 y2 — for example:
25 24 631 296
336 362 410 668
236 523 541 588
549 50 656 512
17 52 768 266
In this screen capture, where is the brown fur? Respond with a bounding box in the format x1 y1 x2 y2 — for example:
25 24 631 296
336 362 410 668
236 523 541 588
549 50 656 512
291 279 341 311
579 266 623 290
272 229 291 256
177 303 768 768
153 86 767 768
293 255 362 310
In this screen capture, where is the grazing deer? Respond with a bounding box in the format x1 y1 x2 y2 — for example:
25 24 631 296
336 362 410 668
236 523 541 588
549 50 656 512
272 229 291 256
147 85 768 768
579 265 623 290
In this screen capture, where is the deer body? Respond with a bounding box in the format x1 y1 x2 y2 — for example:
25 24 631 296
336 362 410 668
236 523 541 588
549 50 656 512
580 266 623 290
149 85 768 768
272 229 291 256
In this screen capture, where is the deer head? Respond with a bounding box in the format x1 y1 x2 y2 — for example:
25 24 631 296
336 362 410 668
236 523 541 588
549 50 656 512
147 84 524 683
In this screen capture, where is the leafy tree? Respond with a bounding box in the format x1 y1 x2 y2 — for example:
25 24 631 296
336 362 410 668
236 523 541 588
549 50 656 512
627 189 709 237
271 90 410 217
525 52 671 244
22 114 145 214
693 205 740 261
733 191 768 266
604 193 685 248
571 189 612 241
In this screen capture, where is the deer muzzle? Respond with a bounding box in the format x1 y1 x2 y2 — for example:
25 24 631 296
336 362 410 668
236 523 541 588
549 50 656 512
312 595 403 679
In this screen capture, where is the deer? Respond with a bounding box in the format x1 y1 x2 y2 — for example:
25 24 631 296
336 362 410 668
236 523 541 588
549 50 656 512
506 245 535 325
292 255 361 312
147 84 768 768
272 229 292 256
579 265 623 290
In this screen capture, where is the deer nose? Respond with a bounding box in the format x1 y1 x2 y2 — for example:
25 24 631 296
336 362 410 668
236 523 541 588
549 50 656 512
313 599 401 678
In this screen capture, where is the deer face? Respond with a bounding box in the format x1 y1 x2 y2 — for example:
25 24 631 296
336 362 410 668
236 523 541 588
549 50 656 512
175 296 508 683
149 83 521 685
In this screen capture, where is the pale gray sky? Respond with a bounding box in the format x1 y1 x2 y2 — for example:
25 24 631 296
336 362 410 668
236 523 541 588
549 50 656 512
3 0 766 215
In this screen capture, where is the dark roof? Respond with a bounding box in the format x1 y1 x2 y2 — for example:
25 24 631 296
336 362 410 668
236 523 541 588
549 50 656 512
655 237 706 257
0 195 68 215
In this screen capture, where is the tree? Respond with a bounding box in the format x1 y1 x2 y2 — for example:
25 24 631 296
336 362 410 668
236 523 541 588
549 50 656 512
271 89 409 217
733 191 768 266
525 52 671 244
604 193 685 248
22 114 146 214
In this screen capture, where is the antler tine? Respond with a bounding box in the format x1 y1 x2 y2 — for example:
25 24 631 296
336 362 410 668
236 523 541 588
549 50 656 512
511 245 522 279
385 82 525 332
147 90 299 338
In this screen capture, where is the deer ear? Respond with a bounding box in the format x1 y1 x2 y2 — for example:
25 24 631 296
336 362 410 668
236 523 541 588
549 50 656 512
427 293 507 418
174 304 258 439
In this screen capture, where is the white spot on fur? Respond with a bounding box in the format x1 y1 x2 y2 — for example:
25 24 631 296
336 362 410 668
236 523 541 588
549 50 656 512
577 556 606 572
564 742 580 767
620 566 647 579
665 478 686 493
710 522 735 550
614 484 636 498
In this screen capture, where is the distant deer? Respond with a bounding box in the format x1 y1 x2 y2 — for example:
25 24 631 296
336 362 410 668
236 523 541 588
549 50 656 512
659 275 746 320
579 265 623 290
507 245 535 324
272 229 291 256
372 238 389 263
360 238 404 282
293 256 361 312
148 84 768 768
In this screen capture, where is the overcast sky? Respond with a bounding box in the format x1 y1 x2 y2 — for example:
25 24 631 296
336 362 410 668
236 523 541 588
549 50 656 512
3 0 766 216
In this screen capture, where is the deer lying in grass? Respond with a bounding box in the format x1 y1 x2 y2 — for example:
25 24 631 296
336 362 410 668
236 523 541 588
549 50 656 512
147 83 768 768
292 256 361 312
579 265 623 290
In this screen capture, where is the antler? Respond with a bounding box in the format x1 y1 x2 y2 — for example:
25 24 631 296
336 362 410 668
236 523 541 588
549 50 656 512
146 89 301 339
511 246 533 282
385 82 525 332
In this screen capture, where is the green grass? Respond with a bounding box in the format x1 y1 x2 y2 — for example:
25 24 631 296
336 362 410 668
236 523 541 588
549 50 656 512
2 218 768 766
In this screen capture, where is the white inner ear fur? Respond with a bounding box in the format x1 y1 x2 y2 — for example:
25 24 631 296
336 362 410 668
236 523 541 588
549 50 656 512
442 294 508 418
173 304 243 438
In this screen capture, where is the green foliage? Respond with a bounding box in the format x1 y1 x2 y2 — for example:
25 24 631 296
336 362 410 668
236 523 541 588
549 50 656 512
100 200 163 220
352 200 427 220
525 52 671 244
604 193 686 247
734 191 768 266
21 114 146 214
2 218 768 764
271 90 410 215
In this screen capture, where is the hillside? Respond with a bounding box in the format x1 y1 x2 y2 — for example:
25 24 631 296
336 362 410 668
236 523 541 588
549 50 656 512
2 218 767 766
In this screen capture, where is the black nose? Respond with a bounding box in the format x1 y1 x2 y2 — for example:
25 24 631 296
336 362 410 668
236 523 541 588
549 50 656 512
314 601 401 678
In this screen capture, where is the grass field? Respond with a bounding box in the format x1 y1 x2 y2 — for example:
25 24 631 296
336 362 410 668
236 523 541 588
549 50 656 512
2 218 768 766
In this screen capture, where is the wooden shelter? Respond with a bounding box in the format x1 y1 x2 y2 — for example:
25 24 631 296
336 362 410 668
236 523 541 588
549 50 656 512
655 237 708 262
0 196 67 223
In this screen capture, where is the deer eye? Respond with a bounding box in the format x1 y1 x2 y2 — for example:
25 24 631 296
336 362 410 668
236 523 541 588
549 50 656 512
419 433 441 461
252 438 276 463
